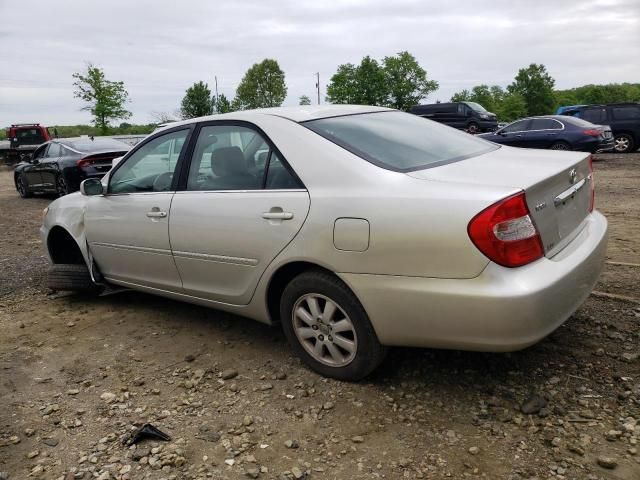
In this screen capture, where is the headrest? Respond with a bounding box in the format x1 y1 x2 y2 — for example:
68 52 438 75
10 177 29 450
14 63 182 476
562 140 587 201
211 147 246 176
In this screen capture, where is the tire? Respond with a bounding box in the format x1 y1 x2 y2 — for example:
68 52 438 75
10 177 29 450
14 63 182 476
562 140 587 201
47 264 98 292
280 269 387 381
467 122 479 134
15 173 32 198
614 133 635 153
56 173 69 197
550 141 571 151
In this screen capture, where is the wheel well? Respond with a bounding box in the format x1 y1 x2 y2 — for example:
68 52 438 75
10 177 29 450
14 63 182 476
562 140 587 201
266 261 333 324
47 226 85 265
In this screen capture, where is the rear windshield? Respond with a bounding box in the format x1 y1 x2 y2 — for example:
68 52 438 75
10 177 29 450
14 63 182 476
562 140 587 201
560 116 598 128
67 138 130 152
304 111 498 172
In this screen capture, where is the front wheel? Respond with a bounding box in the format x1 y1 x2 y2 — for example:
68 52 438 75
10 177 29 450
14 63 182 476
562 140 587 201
15 174 32 198
614 133 635 153
466 122 479 134
280 270 386 381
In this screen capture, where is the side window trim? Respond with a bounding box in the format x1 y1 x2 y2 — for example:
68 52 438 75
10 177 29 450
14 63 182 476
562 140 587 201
107 125 194 195
177 120 305 192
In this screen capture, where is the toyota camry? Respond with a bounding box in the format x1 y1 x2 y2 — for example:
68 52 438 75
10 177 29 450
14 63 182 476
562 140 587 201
40 105 608 381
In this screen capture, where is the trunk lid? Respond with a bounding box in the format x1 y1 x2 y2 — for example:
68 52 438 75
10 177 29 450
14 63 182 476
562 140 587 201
79 150 129 174
408 145 593 257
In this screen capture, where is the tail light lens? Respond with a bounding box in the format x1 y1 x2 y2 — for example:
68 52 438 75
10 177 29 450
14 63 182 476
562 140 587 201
583 129 601 137
76 158 93 168
468 192 544 268
588 155 595 212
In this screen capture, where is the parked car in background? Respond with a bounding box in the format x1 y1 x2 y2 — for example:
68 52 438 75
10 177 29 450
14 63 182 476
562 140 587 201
14 137 130 198
410 102 498 133
477 115 614 152
41 105 607 381
555 105 587 115
559 103 640 153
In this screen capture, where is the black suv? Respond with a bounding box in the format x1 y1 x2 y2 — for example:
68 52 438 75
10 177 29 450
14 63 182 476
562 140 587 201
561 103 640 153
410 102 498 133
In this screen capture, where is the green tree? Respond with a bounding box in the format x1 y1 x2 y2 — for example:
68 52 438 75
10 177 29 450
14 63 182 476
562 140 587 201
299 95 312 105
508 63 556 116
234 59 287 110
382 51 438 110
451 89 471 102
326 63 359 104
72 63 131 134
495 93 528 122
214 93 233 113
181 81 214 119
354 56 387 106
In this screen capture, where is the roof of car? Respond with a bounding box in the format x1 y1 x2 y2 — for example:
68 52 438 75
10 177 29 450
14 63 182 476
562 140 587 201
156 105 392 132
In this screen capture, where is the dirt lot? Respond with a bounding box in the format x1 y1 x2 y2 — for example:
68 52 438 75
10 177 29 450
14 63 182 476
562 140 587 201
1 154 639 480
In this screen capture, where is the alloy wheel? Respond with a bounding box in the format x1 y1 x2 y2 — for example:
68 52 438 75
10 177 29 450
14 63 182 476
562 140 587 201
56 174 68 197
614 136 630 153
551 142 570 150
16 176 26 196
292 293 358 367
467 123 478 134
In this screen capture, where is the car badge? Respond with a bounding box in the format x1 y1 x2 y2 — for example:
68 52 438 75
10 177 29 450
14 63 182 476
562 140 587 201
568 168 577 184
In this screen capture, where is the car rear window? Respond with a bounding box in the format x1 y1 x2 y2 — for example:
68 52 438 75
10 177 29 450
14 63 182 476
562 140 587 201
67 138 130 152
303 111 498 172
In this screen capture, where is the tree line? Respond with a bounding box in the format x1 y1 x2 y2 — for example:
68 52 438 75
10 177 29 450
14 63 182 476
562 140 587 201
7 57 635 139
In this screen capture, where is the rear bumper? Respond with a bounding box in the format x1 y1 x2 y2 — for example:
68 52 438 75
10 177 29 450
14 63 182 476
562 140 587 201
339 211 608 351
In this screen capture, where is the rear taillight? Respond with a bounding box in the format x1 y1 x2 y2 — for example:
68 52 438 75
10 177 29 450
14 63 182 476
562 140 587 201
468 192 544 268
588 155 595 212
76 158 92 168
583 129 601 137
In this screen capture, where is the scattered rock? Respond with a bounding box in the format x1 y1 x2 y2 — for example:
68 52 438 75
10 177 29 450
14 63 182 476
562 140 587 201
221 369 238 380
245 467 260 478
184 354 196 362
291 466 304 479
26 450 39 459
100 392 117 403
596 456 617 469
468 446 480 455
284 439 299 449
323 401 335 410
42 437 59 447
520 394 547 414
351 435 364 443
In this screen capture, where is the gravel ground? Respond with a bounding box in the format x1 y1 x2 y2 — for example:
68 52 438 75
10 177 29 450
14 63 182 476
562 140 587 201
1 153 639 480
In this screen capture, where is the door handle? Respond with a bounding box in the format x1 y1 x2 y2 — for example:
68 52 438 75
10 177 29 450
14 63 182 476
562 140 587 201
146 210 167 218
262 211 293 220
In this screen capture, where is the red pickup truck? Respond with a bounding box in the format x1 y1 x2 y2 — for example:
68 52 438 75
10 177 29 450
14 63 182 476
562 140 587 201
0 124 55 164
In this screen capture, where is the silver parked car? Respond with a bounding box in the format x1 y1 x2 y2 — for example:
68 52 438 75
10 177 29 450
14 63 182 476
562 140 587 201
41 105 608 380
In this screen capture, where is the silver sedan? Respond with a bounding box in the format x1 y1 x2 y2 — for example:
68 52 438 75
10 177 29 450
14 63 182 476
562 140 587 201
41 105 608 380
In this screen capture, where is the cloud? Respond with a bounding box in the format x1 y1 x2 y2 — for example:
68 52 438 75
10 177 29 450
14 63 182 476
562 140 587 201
0 0 638 125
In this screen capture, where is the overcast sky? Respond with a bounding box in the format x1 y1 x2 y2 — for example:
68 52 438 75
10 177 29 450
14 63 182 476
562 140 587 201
1 0 638 126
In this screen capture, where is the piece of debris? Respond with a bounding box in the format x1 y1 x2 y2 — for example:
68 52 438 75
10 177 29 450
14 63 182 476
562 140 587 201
123 423 171 446
520 394 547 414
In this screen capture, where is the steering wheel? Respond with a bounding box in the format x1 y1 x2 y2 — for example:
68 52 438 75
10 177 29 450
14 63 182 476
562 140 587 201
153 172 173 191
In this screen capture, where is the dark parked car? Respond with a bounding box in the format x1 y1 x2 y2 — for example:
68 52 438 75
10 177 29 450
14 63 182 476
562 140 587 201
410 101 498 133
477 115 614 153
14 137 130 198
560 103 640 153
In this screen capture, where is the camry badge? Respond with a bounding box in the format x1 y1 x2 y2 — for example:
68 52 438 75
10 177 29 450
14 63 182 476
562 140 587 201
568 168 577 184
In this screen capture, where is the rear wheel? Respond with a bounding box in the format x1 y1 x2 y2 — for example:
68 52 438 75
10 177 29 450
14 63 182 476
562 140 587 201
467 122 479 134
47 264 98 292
56 173 69 197
280 269 386 381
15 173 32 198
614 133 635 153
550 141 571 151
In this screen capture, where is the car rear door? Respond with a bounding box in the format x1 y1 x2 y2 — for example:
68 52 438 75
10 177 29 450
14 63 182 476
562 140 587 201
521 118 563 148
168 122 310 305
84 128 191 290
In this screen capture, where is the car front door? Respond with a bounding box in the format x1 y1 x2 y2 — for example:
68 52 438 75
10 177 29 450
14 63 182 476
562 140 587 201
169 122 310 305
23 144 48 188
39 142 62 190
496 119 530 146
84 128 191 290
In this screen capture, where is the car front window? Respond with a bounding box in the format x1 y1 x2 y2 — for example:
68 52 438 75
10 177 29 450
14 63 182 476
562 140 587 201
465 102 487 113
304 111 497 172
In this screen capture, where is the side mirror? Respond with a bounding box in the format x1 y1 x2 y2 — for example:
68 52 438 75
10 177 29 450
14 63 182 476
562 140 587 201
80 178 104 196
31 158 39 165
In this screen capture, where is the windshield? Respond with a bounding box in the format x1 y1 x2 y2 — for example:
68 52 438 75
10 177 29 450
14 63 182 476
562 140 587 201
465 102 487 113
304 111 498 172
67 138 130 152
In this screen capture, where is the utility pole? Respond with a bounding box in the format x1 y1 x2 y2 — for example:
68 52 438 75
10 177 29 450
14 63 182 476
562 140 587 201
214 76 219 105
316 72 320 105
